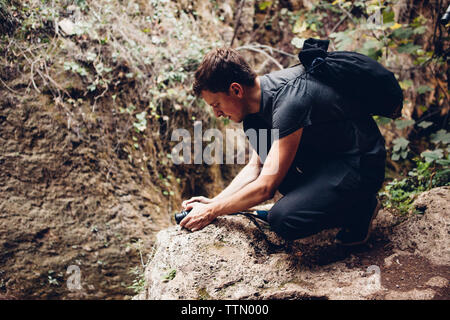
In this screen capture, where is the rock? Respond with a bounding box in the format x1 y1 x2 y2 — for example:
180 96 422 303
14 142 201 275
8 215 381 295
390 186 450 266
136 187 450 300
425 276 448 288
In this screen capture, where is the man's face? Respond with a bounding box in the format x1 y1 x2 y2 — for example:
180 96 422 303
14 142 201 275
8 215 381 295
201 85 245 123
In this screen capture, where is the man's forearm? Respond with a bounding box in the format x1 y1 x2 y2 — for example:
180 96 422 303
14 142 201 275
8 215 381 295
210 176 274 217
212 163 260 201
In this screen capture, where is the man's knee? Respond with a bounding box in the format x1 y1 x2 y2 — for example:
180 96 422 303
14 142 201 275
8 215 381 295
267 207 289 238
268 206 322 240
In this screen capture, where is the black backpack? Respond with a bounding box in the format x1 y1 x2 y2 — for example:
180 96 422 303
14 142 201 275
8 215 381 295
298 38 404 119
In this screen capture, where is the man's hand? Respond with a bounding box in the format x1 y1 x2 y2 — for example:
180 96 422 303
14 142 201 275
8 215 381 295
181 196 213 211
179 202 217 232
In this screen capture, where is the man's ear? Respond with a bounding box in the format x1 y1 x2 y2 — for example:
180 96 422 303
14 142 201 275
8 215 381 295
229 83 243 98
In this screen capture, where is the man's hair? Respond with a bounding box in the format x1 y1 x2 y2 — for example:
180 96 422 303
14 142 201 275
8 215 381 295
193 47 257 97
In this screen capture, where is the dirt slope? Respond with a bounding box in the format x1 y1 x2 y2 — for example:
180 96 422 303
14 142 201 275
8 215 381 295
0 91 170 299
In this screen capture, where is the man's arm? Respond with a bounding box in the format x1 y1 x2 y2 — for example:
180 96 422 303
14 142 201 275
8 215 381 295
180 128 303 231
213 148 262 200
181 148 262 210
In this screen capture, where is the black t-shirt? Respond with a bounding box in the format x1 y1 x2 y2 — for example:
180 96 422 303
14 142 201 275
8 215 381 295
243 65 386 192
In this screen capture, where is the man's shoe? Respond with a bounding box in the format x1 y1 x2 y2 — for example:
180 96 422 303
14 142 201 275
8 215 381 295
335 199 381 246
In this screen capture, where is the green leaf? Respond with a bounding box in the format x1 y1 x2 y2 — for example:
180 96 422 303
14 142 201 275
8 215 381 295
373 116 393 125
86 52 97 62
382 9 395 24
399 80 413 90
436 159 450 166
358 39 383 60
162 269 176 282
127 104 136 114
391 27 414 40
393 137 410 150
397 43 421 54
417 121 433 129
136 111 147 121
258 1 272 10
291 37 305 49
329 31 354 50
293 19 307 34
417 85 433 94
133 120 147 132
394 119 415 129
413 26 427 35
421 149 444 163
431 130 450 145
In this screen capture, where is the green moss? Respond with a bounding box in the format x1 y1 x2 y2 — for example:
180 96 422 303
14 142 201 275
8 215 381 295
196 287 211 300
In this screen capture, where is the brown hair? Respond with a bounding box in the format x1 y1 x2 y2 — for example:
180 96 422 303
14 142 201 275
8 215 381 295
193 47 257 97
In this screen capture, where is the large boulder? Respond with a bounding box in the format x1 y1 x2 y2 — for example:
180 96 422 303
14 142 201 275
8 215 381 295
136 187 449 300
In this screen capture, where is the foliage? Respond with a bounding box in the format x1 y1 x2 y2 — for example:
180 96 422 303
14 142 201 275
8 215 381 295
380 125 450 215
127 266 147 294
380 155 449 215
127 239 156 294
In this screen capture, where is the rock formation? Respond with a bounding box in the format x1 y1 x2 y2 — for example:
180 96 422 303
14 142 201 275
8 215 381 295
136 187 449 300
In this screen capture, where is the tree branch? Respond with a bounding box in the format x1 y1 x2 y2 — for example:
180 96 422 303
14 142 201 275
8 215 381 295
230 0 246 47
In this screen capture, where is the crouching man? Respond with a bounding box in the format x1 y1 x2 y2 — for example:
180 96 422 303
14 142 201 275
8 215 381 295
180 47 386 246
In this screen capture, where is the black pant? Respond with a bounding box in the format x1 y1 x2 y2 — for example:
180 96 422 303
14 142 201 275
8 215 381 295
268 157 382 240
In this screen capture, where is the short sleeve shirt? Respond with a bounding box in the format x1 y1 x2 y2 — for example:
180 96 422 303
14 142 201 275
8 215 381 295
243 65 386 191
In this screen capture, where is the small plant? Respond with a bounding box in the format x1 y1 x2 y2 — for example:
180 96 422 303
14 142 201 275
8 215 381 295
64 61 88 77
162 269 176 282
380 155 450 215
128 266 147 294
133 111 147 133
127 240 156 294
47 270 61 286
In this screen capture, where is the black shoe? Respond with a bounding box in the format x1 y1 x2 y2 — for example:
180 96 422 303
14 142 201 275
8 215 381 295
335 199 381 246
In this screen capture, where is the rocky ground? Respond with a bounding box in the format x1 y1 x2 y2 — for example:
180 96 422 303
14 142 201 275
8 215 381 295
136 187 449 300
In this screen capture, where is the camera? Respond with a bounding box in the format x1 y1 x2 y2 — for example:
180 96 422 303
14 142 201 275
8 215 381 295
174 209 191 224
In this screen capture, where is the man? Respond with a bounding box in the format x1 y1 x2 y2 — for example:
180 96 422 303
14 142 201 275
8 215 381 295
179 47 386 245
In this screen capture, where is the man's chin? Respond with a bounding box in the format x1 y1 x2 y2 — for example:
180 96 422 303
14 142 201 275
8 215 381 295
222 115 242 123
231 116 244 123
